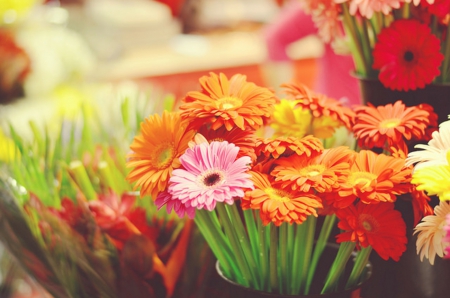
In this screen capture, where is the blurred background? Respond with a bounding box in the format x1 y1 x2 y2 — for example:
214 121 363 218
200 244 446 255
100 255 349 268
0 0 324 297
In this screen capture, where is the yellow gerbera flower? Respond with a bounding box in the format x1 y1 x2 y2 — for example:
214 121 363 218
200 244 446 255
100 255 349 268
270 99 311 138
412 151 450 201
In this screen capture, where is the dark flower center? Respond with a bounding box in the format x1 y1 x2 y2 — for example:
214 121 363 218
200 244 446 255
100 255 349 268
403 51 414 62
204 173 221 186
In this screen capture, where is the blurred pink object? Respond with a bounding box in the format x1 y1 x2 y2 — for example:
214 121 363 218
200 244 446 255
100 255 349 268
263 1 361 106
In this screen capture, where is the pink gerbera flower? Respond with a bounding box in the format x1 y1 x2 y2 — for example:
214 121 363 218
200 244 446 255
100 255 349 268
336 0 403 18
372 19 444 91
155 191 196 219
166 141 254 214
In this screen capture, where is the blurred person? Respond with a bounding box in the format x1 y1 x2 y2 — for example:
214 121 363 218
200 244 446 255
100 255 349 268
262 0 361 106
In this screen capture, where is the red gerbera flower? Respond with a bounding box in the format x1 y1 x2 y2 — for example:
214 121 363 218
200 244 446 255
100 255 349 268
422 0 450 19
336 202 407 261
372 19 444 91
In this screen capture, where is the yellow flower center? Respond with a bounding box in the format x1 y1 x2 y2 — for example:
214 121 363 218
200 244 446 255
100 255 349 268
265 188 290 202
218 96 243 110
300 165 325 177
359 214 379 232
152 143 175 169
350 172 376 189
380 118 401 129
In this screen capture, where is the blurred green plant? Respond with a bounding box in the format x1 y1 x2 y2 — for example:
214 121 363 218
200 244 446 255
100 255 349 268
0 90 211 298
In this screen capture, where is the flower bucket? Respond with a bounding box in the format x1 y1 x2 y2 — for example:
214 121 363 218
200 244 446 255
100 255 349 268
214 244 372 298
355 76 450 298
356 76 450 125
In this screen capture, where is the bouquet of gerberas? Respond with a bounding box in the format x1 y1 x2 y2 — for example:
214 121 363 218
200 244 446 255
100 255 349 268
300 0 450 91
126 72 438 296
406 117 450 265
0 95 210 298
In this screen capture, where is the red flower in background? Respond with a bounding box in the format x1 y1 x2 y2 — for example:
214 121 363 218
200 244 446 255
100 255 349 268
422 0 450 19
373 19 444 91
88 192 158 249
336 202 407 261
0 29 31 102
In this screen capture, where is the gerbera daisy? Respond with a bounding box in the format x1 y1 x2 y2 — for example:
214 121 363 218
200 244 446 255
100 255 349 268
155 191 196 219
272 146 354 193
341 150 411 204
444 214 450 259
406 118 450 170
411 151 450 200
179 72 276 131
168 141 254 212
404 0 434 6
310 1 342 43
282 83 355 129
127 111 195 199
270 99 312 138
255 135 324 159
336 202 407 261
336 0 402 18
242 171 322 226
414 200 450 264
421 0 450 19
353 101 431 150
194 125 257 161
372 19 444 91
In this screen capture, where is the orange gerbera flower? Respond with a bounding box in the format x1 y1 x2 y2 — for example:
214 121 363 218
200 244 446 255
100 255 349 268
195 125 257 161
180 72 276 131
336 202 407 261
272 146 354 193
255 135 323 159
282 83 355 129
242 171 322 226
353 101 432 150
340 150 412 204
127 111 195 199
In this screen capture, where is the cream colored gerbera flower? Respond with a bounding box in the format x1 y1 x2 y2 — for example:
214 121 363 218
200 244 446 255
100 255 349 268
406 119 450 170
414 201 450 265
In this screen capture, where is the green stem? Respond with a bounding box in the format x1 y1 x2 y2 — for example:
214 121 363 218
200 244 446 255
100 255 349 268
216 203 253 288
243 209 260 268
279 223 288 294
321 241 356 294
300 216 316 293
257 215 269 291
194 210 235 280
341 3 369 75
289 221 307 294
346 246 372 289
68 161 97 201
227 204 260 289
304 214 336 294
269 224 278 293
401 2 410 19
